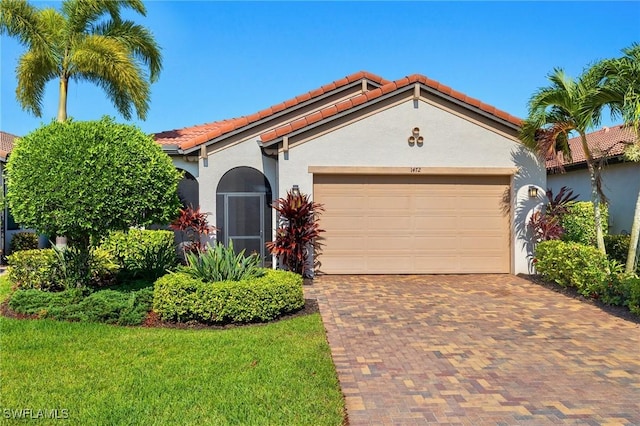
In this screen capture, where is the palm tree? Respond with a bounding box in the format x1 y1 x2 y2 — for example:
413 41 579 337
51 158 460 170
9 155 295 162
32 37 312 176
596 44 640 272
520 68 613 254
0 0 162 122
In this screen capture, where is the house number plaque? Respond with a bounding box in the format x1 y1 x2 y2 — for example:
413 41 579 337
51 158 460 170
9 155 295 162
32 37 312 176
410 167 422 173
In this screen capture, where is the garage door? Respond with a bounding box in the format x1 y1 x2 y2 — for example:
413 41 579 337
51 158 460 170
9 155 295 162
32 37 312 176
313 174 511 274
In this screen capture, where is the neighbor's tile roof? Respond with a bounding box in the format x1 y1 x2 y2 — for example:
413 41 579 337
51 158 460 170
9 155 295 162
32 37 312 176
0 131 17 162
155 71 522 151
546 124 639 169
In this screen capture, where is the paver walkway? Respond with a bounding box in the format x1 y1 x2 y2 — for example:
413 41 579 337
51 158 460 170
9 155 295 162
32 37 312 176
305 275 640 425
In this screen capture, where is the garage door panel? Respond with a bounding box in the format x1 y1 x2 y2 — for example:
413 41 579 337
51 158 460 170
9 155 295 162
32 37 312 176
314 174 510 274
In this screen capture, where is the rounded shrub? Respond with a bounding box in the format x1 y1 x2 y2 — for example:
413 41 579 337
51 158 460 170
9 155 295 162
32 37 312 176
9 232 39 252
561 201 608 246
535 240 609 296
153 269 304 323
7 249 62 291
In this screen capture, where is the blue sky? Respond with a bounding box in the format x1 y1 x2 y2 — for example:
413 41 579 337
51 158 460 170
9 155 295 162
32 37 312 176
1 1 639 137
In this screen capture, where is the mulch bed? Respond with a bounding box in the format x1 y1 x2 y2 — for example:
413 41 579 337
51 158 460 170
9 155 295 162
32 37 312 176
518 274 640 325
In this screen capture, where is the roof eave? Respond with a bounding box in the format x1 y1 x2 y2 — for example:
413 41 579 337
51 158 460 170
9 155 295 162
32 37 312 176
173 79 385 154
260 83 521 148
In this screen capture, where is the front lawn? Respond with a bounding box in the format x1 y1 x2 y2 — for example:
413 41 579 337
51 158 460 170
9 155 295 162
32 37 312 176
0 277 345 425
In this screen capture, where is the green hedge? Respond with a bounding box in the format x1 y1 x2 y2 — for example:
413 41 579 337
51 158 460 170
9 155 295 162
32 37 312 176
153 269 304 323
7 249 62 291
535 240 609 296
561 201 608 246
604 234 631 265
10 232 39 252
101 229 177 279
7 248 119 291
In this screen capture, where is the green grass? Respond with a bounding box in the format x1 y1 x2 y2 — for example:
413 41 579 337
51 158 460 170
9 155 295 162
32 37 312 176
0 277 345 425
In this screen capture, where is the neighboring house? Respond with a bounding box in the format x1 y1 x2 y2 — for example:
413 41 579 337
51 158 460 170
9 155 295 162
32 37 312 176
547 125 639 234
155 71 545 275
0 130 25 256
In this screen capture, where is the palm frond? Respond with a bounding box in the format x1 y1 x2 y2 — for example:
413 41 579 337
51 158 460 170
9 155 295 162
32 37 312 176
15 50 57 117
94 19 162 81
72 34 150 119
0 0 52 55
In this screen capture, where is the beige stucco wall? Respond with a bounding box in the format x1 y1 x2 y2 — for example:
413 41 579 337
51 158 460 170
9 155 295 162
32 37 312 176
548 162 640 234
277 100 545 274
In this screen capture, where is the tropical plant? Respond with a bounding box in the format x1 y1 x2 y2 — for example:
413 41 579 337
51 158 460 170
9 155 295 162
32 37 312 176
5 118 181 286
529 186 578 243
266 189 324 278
520 67 618 255
177 241 264 283
595 44 640 273
0 0 162 122
100 229 177 279
169 206 213 254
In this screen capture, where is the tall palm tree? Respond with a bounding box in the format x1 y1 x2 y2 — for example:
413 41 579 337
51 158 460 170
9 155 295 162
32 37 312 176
520 68 613 254
0 0 162 122
596 44 640 272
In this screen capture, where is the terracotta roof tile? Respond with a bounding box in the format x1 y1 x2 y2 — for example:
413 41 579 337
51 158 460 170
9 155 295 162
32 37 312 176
335 99 352 113
290 118 307 132
155 71 522 149
155 70 386 148
0 131 17 161
306 111 323 124
546 125 638 169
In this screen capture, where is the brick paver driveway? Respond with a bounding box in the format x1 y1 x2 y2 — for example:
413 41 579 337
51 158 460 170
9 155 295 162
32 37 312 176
305 275 640 425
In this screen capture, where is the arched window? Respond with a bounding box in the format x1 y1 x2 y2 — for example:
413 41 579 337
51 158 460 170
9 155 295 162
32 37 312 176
216 167 272 266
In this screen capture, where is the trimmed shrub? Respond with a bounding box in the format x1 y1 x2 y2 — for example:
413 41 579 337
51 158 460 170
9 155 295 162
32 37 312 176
604 234 631 265
7 249 62 291
8 286 153 326
628 277 640 315
535 240 609 296
153 269 304 323
7 248 119 291
101 229 177 279
178 241 264 283
9 232 39 252
561 201 608 246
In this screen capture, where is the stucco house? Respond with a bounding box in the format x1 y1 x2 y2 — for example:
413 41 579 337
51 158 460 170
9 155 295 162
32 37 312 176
0 130 24 256
547 124 639 234
155 71 545 275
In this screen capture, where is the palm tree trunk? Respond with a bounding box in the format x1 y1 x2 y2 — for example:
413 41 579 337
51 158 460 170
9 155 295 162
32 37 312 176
57 76 68 122
625 190 640 273
587 163 606 254
580 133 606 254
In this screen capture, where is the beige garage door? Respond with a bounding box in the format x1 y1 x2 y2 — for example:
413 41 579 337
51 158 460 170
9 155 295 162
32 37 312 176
313 174 511 274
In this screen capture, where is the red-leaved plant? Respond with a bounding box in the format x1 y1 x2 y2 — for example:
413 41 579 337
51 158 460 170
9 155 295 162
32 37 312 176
529 186 578 243
266 190 324 278
169 206 214 254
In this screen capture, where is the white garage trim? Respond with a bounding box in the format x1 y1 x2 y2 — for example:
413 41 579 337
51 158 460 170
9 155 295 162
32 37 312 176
309 166 517 176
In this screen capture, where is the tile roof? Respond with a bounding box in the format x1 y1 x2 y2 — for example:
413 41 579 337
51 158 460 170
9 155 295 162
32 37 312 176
155 71 521 151
0 131 18 162
546 124 639 170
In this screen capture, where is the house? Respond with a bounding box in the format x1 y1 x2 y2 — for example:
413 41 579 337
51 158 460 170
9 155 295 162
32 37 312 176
155 71 545 275
547 125 639 234
0 130 24 256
